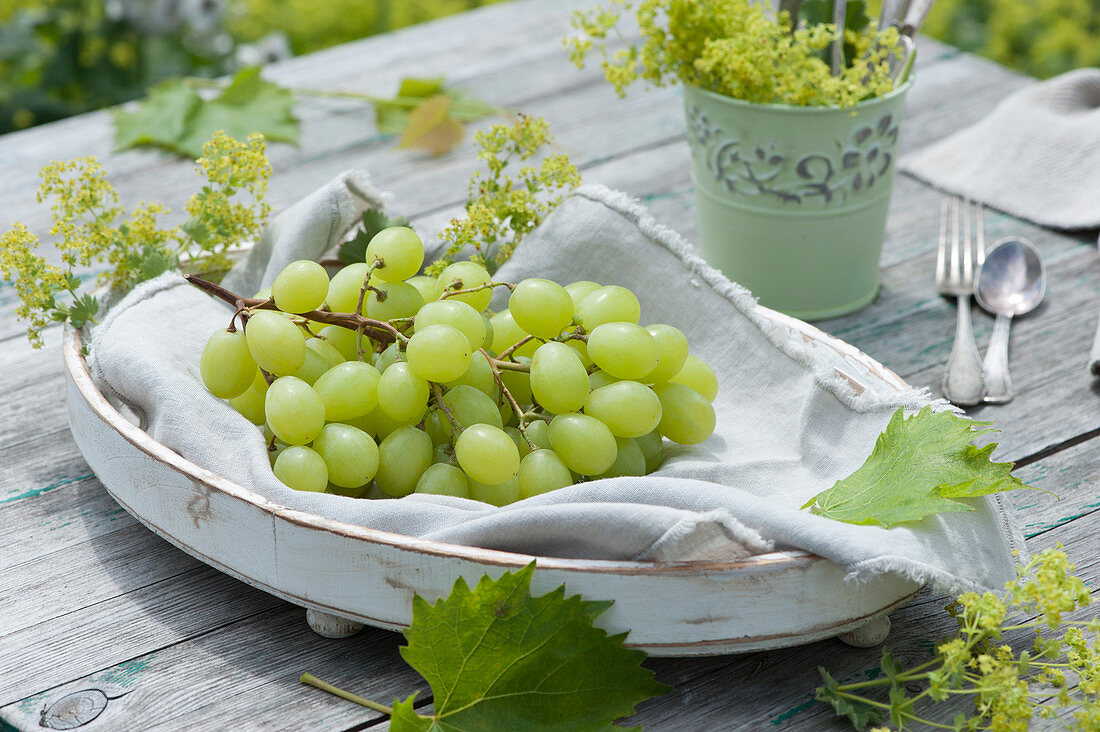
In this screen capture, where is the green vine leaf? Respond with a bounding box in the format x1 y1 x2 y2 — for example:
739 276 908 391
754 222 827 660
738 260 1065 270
390 563 669 731
398 95 465 156
113 68 299 158
802 406 1030 528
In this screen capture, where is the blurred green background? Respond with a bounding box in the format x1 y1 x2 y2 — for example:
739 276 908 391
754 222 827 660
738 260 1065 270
1 0 1097 135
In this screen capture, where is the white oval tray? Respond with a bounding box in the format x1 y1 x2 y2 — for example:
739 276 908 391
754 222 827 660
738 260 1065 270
63 310 921 656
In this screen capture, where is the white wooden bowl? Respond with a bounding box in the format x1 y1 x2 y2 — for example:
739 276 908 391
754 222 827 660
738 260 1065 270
63 310 921 656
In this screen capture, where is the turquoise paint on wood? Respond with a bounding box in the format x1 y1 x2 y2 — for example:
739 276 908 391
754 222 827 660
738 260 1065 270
1 473 95 505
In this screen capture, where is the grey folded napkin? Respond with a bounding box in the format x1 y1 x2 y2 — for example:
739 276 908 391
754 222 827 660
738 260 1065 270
88 174 1024 594
900 68 1100 374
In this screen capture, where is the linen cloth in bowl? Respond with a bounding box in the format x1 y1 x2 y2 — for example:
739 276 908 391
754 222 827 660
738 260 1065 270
89 172 1025 593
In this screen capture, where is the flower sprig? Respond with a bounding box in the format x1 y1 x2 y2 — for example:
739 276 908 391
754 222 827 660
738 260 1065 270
566 0 901 108
428 115 580 275
817 546 1100 731
1 131 271 348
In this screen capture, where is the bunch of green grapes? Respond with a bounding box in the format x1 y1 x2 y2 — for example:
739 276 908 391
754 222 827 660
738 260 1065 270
196 226 718 506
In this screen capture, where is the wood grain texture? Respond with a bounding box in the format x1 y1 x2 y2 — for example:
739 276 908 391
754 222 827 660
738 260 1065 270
1 0 1097 729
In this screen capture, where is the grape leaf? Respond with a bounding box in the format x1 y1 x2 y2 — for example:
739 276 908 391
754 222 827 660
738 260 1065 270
398 95 465 156
113 67 299 158
337 209 411 266
390 563 669 731
802 406 1029 528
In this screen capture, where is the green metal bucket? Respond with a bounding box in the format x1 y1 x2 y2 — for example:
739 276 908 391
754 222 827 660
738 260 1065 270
684 79 913 320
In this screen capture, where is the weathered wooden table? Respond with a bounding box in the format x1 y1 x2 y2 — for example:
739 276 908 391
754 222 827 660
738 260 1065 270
2 1 1098 729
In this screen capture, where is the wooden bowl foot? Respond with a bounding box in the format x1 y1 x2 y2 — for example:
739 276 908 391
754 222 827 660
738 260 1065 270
306 609 365 638
837 613 891 648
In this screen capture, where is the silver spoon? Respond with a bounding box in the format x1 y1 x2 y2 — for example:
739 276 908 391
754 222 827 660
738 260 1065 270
974 237 1046 403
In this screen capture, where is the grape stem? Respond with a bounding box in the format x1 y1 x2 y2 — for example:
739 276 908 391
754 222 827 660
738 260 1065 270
481 347 537 450
356 260 387 361
184 274 407 345
430 382 464 442
496 335 533 361
438 280 515 300
299 673 393 716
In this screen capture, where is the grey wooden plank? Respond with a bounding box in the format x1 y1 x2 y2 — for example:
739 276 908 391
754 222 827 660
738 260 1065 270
0 565 284 706
0 605 422 732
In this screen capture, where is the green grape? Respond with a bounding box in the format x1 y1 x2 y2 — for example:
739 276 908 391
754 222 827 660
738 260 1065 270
564 337 591 367
499 400 519 428
265 376 326 445
375 425 433 497
313 423 379 488
455 424 520 486
307 337 345 368
444 350 497 397
415 463 469 498
524 419 552 450
432 442 455 465
201 329 258 399
517 449 574 499
405 324 471 383
576 285 641 329
565 280 601 308
245 310 307 376
366 226 424 282
530 341 589 414
415 299 486 350
266 439 288 466
372 407 408 440
273 446 328 492
443 385 503 429
318 325 367 362
254 287 272 300
587 322 659 380
652 382 717 445
377 362 429 424
480 313 494 350
636 429 664 474
407 275 439 305
509 278 574 339
327 262 372 313
228 370 269 425
469 475 521 507
642 324 689 383
327 481 372 498
290 342 339 385
669 354 719 401
548 413 617 476
504 426 531 458
424 409 455 446
374 342 401 374
314 361 381 421
499 357 533 405
598 437 646 479
436 261 493 311
339 410 377 438
366 280 424 322
588 370 619 390
489 309 537 358
272 260 329 314
583 381 662 438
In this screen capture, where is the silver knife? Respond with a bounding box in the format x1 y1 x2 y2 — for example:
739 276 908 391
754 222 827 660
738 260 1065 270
831 0 847 75
1091 244 1100 376
899 0 937 37
877 0 910 30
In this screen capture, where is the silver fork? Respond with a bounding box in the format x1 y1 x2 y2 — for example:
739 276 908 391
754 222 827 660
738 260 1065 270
936 197 986 406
